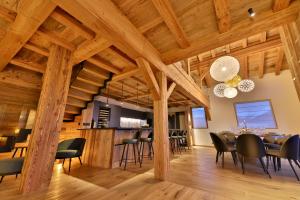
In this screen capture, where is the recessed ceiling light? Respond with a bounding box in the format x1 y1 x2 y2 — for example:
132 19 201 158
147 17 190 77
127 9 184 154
293 77 296 81
248 8 256 17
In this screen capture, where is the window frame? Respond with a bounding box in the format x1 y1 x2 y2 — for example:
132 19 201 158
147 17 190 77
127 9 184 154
191 107 208 129
233 99 278 129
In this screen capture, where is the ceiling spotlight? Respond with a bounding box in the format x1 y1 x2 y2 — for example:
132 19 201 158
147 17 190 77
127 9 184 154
293 77 296 81
248 8 256 17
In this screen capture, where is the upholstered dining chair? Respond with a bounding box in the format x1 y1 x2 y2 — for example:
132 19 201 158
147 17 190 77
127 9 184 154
55 138 86 173
219 131 236 146
0 157 24 183
236 133 271 178
0 136 16 153
267 135 299 181
210 132 237 168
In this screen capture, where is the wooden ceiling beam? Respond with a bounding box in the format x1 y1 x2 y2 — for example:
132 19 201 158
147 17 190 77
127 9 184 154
73 36 112 63
65 105 81 114
138 17 163 33
275 47 284 75
54 0 209 107
258 52 265 79
273 0 291 12
111 68 140 82
0 5 16 23
136 57 160 100
87 57 121 74
239 56 248 79
166 82 176 99
23 43 50 57
105 47 137 68
191 37 282 71
124 93 151 101
10 58 46 73
51 8 95 40
151 0 190 48
36 28 76 51
162 1 300 64
213 0 231 33
0 0 56 71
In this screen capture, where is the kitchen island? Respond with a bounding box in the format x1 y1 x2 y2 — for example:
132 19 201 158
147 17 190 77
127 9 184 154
79 128 152 168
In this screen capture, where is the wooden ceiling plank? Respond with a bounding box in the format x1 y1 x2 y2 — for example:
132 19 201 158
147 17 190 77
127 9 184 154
82 64 110 79
66 96 86 108
124 93 151 101
51 8 95 40
77 71 104 87
87 57 121 74
0 0 56 71
162 1 300 64
273 0 291 12
151 0 190 48
136 57 160 100
105 47 137 68
71 79 99 94
10 58 46 73
275 47 284 75
53 0 209 107
68 88 93 101
213 0 231 33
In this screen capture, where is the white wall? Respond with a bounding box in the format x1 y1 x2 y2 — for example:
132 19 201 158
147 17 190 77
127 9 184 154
193 70 300 146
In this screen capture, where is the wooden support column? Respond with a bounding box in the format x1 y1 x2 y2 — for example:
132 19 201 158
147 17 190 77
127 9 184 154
184 106 194 147
153 71 169 180
279 22 300 100
19 45 73 193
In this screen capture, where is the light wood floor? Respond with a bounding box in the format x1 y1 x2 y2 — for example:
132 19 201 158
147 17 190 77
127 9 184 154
0 147 300 200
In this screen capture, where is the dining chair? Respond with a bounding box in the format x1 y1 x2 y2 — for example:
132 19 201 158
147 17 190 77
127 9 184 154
0 136 16 153
0 157 24 183
236 133 271 178
55 138 86 173
210 132 237 168
266 135 300 181
219 131 236 146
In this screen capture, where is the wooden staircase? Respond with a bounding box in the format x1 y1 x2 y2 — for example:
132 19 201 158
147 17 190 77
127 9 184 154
63 62 112 121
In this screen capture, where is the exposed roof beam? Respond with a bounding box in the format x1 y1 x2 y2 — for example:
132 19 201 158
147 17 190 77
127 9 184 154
87 57 121 74
151 0 190 48
191 37 282 71
24 43 49 57
54 0 209 107
0 0 56 71
138 17 163 33
258 52 265 79
136 57 160 100
213 0 231 33
162 1 300 64
0 5 16 23
51 8 95 40
275 47 284 75
273 0 291 12
238 56 248 79
10 58 46 73
73 36 112 63
111 68 140 82
166 82 176 99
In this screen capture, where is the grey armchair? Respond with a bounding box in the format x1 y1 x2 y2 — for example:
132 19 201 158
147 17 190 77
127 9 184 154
55 138 86 173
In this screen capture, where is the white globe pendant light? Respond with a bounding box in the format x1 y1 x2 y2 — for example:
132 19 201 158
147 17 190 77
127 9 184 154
213 83 227 97
210 56 240 82
224 87 238 98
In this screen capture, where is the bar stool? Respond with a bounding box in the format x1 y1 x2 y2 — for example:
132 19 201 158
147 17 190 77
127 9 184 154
139 131 154 167
119 131 141 170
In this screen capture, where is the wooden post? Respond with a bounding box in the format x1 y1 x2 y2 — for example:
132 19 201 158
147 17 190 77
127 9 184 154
153 71 169 180
279 21 300 100
184 106 194 147
19 45 73 193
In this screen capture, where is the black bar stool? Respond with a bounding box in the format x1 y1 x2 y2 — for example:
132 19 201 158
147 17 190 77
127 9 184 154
119 131 141 170
139 131 154 167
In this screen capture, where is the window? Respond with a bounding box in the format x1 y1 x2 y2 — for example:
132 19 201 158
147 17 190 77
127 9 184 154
234 100 277 129
192 107 208 129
